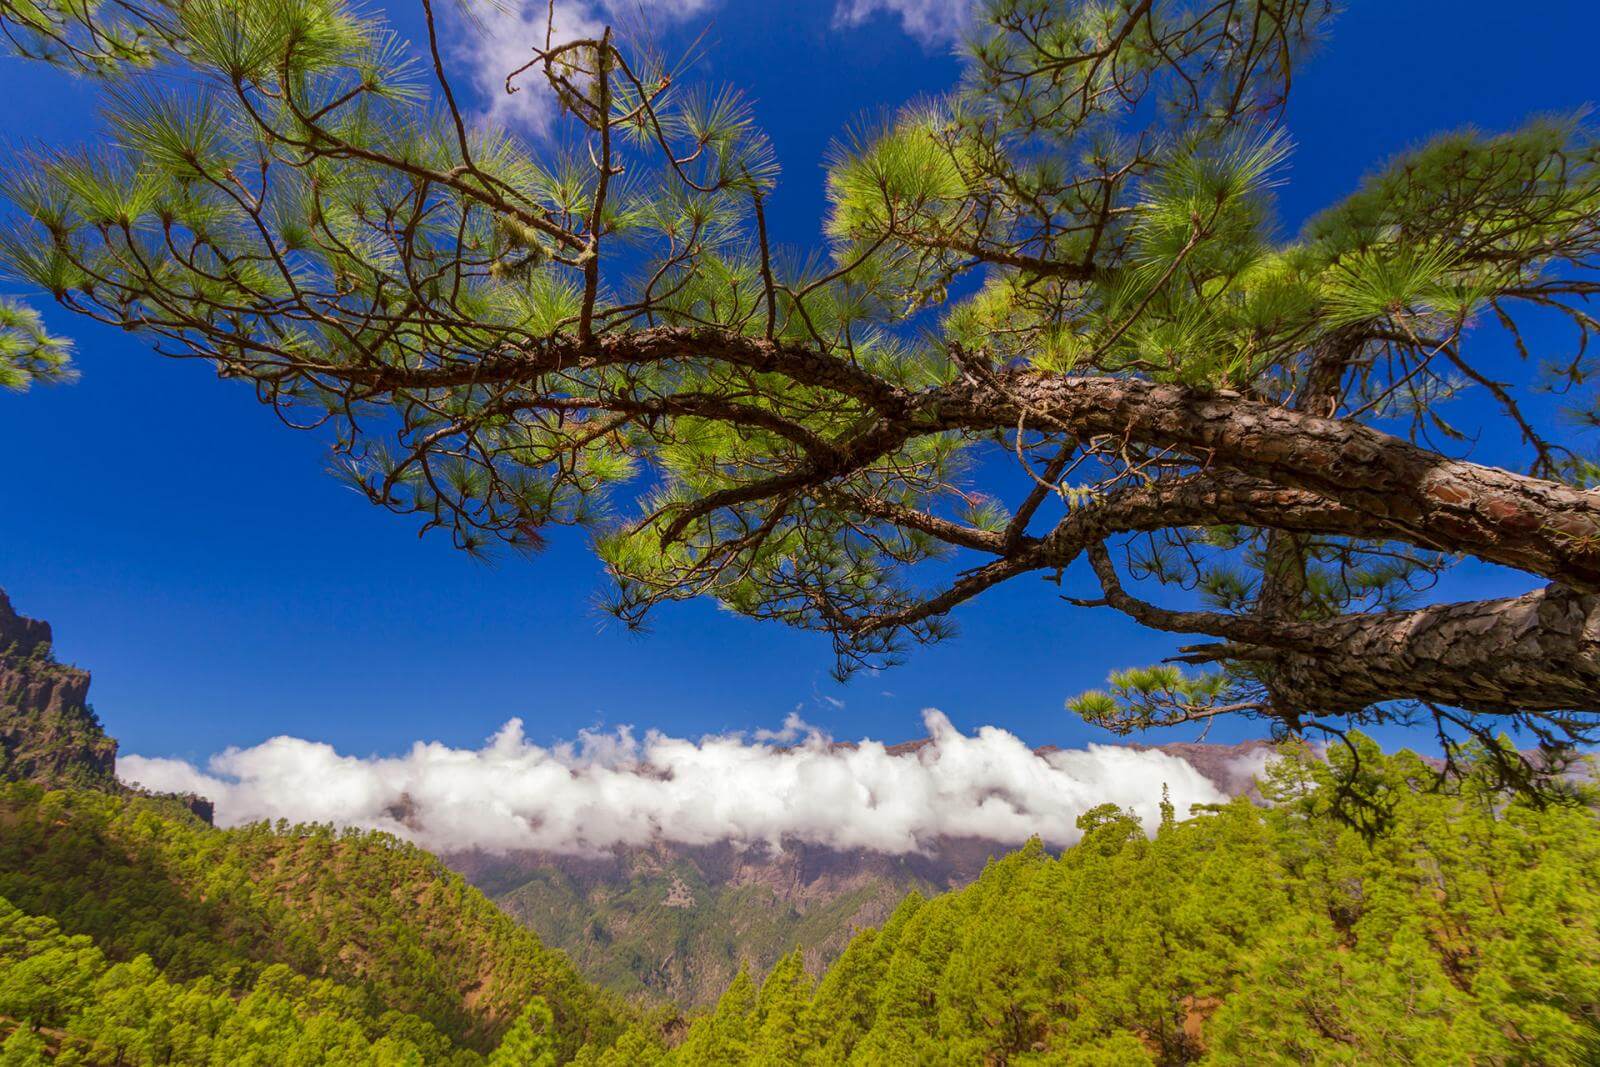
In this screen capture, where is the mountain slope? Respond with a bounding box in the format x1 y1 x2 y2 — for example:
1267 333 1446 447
0 780 626 1058
0 589 120 792
0 890 480 1064
0 589 210 822
453 838 1002 1007
0 588 627 1061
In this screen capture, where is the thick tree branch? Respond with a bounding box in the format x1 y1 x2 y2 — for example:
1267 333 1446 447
933 372 1600 592
1084 543 1600 717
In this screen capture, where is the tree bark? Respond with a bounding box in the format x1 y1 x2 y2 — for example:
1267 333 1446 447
935 372 1600 592
360 329 1600 599
1247 585 1600 715
1084 546 1600 718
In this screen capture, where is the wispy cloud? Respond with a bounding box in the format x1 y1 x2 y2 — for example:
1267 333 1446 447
453 0 714 135
453 0 972 136
832 0 974 47
120 710 1229 856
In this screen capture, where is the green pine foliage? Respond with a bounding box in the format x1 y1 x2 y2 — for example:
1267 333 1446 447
0 299 72 391
588 741 1600 1064
0 784 625 1059
486 999 559 1067
1 0 1598 763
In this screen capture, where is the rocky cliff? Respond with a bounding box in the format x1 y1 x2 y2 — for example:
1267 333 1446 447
0 588 120 788
0 588 212 821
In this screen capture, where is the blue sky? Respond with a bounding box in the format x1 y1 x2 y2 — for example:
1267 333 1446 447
1 0 1596 765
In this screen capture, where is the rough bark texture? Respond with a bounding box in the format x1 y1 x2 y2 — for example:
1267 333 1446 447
360 327 1600 601
592 333 1600 717
203 324 1600 720
934 372 1600 592
1258 585 1600 715
1084 541 1600 718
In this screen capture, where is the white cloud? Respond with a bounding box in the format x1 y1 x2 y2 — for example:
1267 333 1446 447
752 711 811 743
120 709 1229 856
456 0 973 136
1224 747 1278 792
455 0 714 135
833 0 974 47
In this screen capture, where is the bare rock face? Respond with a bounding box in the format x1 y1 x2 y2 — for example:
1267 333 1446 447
0 588 119 788
0 588 213 823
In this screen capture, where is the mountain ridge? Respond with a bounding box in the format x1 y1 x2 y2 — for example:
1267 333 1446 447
0 588 118 791
0 585 1271 1014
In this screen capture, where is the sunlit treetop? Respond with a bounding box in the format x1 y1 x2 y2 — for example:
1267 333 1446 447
3 0 1600 795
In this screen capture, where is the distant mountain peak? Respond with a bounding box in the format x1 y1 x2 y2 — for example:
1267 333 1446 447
0 587 53 657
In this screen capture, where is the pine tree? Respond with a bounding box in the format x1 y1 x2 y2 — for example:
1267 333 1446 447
0 0 1597 774
675 967 757 1065
0 1027 47 1067
487 998 558 1066
0 301 70 392
801 927 887 1063
750 949 813 1064
0 784 624 1062
622 742 1600 1065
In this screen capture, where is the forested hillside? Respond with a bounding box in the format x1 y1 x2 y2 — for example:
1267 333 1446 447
583 742 1600 1065
0 784 626 1061
0 896 478 1064
2 0 1599 1058
0 589 631 1063
6 593 1599 1064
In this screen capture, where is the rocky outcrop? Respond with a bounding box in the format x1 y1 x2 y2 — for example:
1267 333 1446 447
0 588 119 788
0 588 212 822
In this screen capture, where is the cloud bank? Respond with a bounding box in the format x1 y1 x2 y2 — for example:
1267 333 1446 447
119 710 1231 856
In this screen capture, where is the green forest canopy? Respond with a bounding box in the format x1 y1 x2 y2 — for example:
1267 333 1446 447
597 740 1600 1065
0 0 1597 785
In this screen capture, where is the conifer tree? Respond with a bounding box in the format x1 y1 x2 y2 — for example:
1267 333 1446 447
487 997 558 1067
749 949 812 1064
0 301 71 391
0 1027 46 1067
801 927 887 1062
593 741 1600 1065
1 0 1598 780
675 967 757 1064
